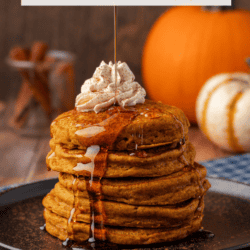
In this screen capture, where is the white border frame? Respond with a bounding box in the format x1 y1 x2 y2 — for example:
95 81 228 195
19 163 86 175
21 0 232 6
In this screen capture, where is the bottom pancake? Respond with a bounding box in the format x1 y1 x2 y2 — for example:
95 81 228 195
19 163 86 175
42 181 204 228
44 208 203 245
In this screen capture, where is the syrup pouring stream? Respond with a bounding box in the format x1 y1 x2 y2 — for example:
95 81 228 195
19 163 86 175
114 6 118 104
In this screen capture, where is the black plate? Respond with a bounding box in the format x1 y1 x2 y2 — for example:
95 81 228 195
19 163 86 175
0 177 250 250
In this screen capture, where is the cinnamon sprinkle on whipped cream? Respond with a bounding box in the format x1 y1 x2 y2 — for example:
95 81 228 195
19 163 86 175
75 61 146 113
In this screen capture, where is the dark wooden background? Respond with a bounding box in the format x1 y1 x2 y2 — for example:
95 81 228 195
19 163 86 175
0 1 250 102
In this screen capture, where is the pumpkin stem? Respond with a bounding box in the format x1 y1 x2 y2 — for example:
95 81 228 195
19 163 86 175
202 1 235 12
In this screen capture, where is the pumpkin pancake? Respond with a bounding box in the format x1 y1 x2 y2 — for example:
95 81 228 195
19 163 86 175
46 140 195 178
50 100 190 151
44 208 203 245
42 97 210 244
42 181 204 228
58 162 210 206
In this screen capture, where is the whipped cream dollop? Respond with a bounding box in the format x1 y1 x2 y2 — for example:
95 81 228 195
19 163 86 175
75 61 146 113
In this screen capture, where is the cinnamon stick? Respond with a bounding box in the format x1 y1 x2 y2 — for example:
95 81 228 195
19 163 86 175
9 46 33 127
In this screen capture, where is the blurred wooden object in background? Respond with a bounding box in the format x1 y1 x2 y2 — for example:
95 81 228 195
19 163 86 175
7 42 76 132
8 42 52 128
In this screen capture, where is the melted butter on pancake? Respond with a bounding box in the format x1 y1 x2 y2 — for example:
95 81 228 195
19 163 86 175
68 208 75 224
74 154 83 158
73 145 100 184
48 152 55 159
75 126 106 138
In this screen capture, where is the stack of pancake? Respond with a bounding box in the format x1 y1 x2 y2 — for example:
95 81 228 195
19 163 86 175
42 100 211 245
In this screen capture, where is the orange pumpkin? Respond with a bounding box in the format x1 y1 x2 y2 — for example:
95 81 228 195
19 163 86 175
142 6 250 123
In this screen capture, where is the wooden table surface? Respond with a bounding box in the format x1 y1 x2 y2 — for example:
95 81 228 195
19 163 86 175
0 114 235 189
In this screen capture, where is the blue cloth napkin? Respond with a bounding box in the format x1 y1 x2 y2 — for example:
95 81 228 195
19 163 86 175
200 153 250 184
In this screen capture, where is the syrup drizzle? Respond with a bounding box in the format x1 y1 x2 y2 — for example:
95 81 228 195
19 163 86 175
73 145 100 184
114 6 118 106
88 210 95 243
61 106 138 246
114 6 117 86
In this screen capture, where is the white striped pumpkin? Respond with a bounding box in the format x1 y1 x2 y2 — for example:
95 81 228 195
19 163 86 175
196 73 250 153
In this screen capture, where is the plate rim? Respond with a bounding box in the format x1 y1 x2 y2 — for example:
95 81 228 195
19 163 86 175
0 177 58 196
207 176 250 201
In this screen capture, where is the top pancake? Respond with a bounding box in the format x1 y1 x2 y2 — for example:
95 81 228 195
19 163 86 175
50 100 190 151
